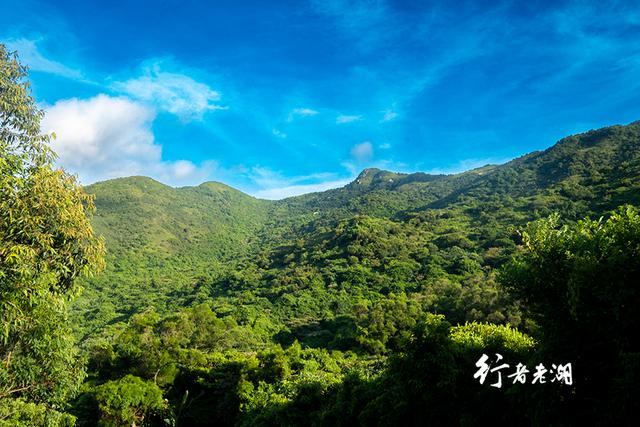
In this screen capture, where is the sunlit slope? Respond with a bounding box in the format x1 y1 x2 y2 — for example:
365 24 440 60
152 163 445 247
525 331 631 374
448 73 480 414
76 177 271 324
75 121 640 330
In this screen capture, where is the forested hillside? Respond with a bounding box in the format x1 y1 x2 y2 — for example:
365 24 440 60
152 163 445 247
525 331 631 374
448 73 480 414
74 177 271 332
65 121 640 426
77 120 640 336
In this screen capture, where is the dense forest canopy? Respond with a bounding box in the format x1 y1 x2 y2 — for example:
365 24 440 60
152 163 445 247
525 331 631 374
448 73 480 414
1 43 640 426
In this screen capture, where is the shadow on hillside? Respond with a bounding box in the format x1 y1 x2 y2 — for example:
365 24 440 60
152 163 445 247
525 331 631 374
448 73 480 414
274 315 359 351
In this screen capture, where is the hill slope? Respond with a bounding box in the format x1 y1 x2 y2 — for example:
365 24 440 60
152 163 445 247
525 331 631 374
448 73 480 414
76 177 271 328
74 120 640 333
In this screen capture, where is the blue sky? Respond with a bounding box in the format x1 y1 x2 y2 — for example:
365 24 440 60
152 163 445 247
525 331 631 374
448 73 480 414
2 0 640 198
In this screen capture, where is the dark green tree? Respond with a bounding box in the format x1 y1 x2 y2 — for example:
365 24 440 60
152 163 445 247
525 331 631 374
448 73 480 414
501 206 640 425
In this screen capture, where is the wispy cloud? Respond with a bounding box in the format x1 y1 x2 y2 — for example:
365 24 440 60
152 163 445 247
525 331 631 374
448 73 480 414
41 94 216 185
272 128 287 138
112 61 227 121
249 166 349 199
287 107 319 121
381 109 397 122
3 38 83 79
253 178 352 200
310 0 397 52
336 114 362 124
532 2 640 89
350 141 373 162
249 166 331 188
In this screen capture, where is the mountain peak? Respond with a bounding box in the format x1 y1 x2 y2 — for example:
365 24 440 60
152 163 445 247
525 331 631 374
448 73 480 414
352 168 392 186
357 168 383 178
86 175 171 193
351 168 446 190
196 181 236 191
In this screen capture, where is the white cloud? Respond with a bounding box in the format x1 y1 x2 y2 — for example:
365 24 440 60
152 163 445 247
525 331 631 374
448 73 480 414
172 160 199 179
112 63 226 121
249 166 330 189
41 94 215 186
336 114 362 124
248 166 350 200
350 141 374 162
310 0 394 52
272 128 287 138
287 107 319 121
379 142 391 149
253 178 352 200
381 109 398 122
4 38 83 79
294 108 318 116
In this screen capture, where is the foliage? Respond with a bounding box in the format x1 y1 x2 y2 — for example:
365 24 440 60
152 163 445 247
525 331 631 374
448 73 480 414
93 376 166 427
0 43 104 419
76 122 640 336
237 316 537 426
70 118 640 425
0 398 75 427
501 205 640 425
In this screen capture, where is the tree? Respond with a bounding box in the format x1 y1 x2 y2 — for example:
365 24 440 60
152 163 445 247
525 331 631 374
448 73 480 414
94 376 166 427
500 206 640 425
0 43 105 420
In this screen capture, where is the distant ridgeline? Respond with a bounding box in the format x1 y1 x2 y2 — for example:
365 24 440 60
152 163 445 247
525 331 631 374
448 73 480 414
72 121 640 426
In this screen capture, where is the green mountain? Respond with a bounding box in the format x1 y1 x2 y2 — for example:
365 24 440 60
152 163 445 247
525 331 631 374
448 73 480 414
291 120 640 218
75 177 270 329
70 121 640 426
88 176 269 268
75 121 640 334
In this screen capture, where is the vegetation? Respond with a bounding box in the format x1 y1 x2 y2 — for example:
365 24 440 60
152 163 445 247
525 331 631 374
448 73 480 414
0 44 104 425
2 43 640 425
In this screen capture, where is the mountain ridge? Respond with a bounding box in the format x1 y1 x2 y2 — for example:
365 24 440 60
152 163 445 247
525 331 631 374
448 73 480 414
86 118 639 203
90 118 639 201
75 120 640 332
